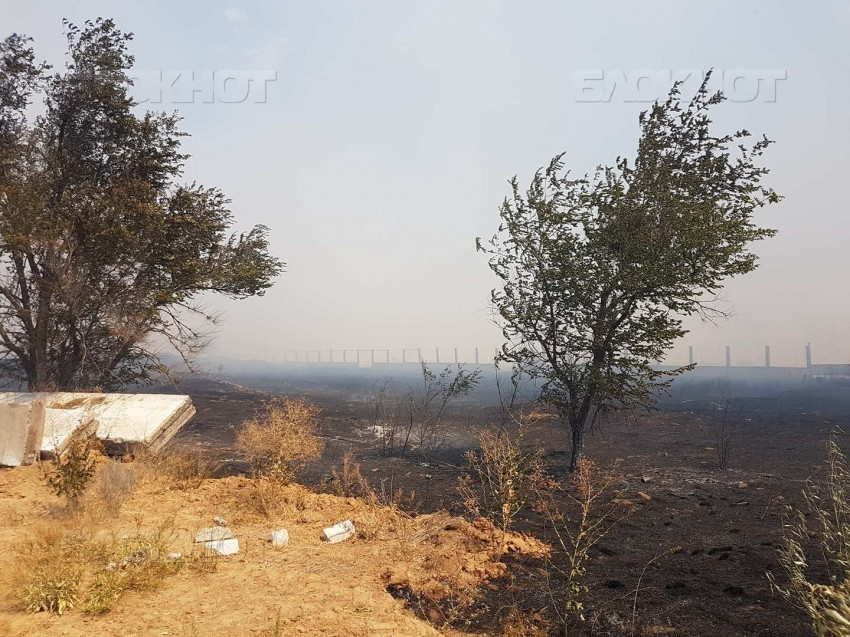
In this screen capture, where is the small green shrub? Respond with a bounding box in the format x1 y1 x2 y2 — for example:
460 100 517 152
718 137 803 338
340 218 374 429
43 436 98 506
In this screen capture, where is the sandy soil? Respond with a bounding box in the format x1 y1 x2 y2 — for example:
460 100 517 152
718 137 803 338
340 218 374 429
0 463 542 637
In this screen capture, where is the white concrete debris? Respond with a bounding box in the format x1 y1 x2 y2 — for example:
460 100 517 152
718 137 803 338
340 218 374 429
195 527 234 543
204 538 239 556
0 400 45 466
0 392 195 465
322 520 356 544
270 529 290 546
212 516 228 527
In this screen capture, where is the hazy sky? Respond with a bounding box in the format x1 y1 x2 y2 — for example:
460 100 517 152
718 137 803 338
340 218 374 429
4 1 849 367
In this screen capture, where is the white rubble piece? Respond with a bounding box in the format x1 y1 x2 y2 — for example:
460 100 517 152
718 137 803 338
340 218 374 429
270 529 290 546
204 538 239 556
212 516 228 527
0 400 45 466
322 520 356 544
0 392 196 457
195 527 234 543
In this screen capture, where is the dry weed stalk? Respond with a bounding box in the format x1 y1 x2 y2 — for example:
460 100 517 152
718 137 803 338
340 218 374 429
237 397 324 483
538 458 625 636
768 435 850 636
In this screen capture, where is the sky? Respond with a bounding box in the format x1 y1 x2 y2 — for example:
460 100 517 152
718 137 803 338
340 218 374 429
3 1 849 367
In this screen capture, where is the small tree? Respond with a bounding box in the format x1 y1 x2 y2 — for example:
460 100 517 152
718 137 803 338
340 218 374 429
0 20 283 390
477 74 780 471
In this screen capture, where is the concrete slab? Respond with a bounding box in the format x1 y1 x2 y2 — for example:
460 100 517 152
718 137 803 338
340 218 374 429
0 400 45 466
0 392 196 457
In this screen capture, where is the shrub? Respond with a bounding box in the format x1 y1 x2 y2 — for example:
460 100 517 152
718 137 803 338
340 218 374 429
236 397 324 483
42 435 99 507
768 436 850 635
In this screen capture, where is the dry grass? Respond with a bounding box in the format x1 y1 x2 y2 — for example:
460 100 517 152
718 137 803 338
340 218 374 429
236 397 324 483
12 518 186 616
768 435 850 636
138 450 219 490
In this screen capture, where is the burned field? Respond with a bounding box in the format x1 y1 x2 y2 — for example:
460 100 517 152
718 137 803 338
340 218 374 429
161 368 850 636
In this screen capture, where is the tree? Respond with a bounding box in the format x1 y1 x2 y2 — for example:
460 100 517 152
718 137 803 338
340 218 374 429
0 19 283 390
477 74 780 471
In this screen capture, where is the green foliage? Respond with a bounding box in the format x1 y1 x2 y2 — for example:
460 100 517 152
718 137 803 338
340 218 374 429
0 19 283 390
477 73 780 470
43 436 98 506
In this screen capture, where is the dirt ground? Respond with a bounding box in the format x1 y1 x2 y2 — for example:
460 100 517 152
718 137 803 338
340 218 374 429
2 371 848 636
0 461 546 637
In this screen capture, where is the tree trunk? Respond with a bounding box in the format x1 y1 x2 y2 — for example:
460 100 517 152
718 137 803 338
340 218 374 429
569 423 584 473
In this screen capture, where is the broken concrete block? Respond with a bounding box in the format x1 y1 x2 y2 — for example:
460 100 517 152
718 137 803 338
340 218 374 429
270 529 289 546
212 516 228 527
0 400 45 466
322 520 355 543
204 538 239 556
195 527 234 543
0 392 196 457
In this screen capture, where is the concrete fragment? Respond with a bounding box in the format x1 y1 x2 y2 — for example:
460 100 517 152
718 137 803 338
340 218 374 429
637 491 652 501
195 527 234 543
0 400 45 466
167 552 183 560
322 520 355 543
204 538 239 556
270 529 290 546
212 516 228 527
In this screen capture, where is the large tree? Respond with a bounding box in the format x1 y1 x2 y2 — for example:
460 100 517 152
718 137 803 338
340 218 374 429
0 20 283 391
478 75 780 471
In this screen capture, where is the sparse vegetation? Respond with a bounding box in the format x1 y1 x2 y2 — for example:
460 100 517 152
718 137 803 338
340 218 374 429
369 362 481 457
769 435 850 636
711 400 744 470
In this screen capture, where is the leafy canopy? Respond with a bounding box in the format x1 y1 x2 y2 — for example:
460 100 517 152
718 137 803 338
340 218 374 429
0 19 283 390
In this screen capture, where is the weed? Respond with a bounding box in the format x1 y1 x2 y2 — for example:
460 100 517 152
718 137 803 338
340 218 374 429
458 428 544 540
